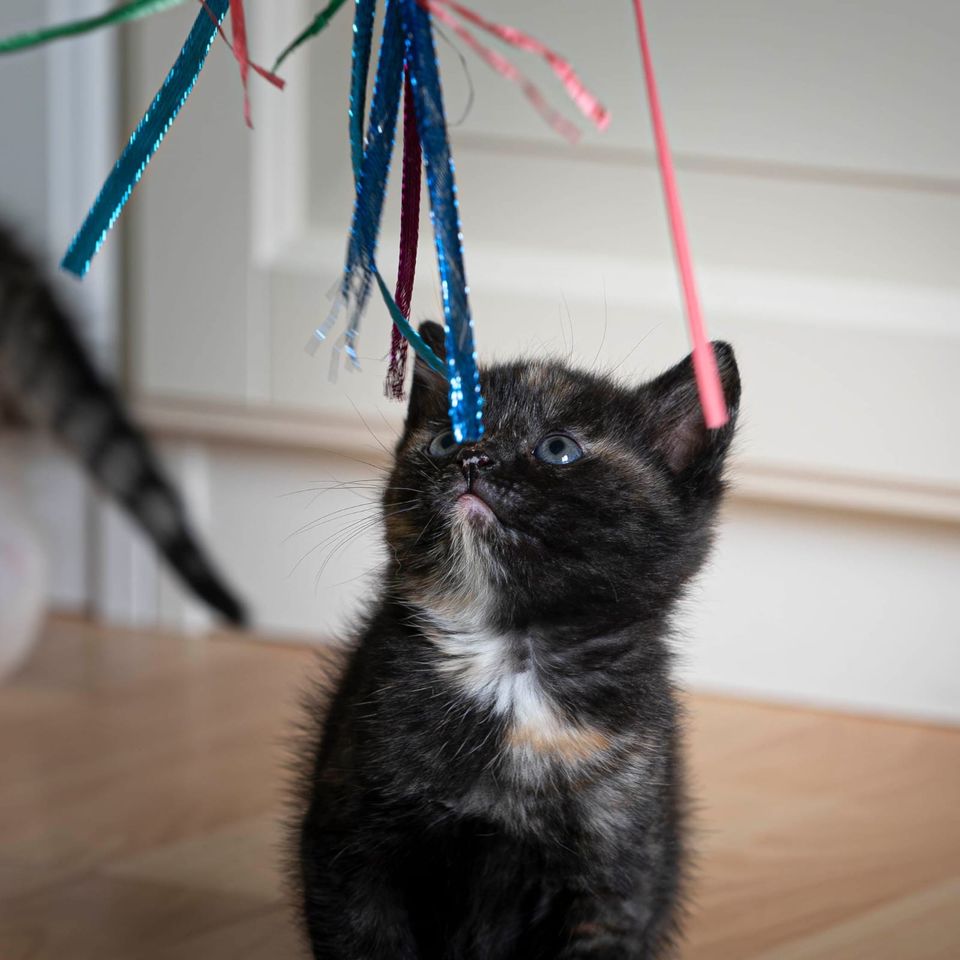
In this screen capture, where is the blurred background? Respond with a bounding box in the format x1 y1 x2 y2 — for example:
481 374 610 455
3 0 957 716
0 2 958 957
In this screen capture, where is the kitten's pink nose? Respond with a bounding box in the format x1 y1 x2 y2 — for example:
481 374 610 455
458 450 494 483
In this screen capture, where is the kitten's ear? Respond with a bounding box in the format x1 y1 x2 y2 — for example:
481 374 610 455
406 320 447 426
637 341 740 480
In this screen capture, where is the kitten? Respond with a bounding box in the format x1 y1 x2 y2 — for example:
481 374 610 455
0 223 245 625
296 320 740 959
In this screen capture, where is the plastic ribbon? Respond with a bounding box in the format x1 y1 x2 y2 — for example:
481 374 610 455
417 0 580 144
373 271 446 377
199 0 285 115
385 71 422 399
349 0 378 181
429 0 610 133
401 0 483 441
62 0 229 277
0 0 188 55
228 0 252 127
308 0 444 384
336 0 406 366
273 0 350 72
631 0 727 428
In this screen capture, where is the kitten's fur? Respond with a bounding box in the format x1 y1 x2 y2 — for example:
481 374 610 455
0 224 245 625
296 321 740 958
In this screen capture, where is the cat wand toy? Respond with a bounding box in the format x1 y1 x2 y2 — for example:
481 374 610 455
1 0 727 432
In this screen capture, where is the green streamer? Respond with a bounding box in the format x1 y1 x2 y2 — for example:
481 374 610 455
0 0 188 55
272 0 350 71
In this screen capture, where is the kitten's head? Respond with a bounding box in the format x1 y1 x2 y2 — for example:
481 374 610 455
385 322 740 631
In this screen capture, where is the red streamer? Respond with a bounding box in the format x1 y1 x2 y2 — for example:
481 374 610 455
632 0 727 428
429 0 610 132
199 0 285 129
417 0 581 144
228 0 251 127
385 70 423 400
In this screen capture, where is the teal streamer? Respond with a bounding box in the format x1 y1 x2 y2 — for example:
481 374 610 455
61 0 228 277
374 270 447 377
349 0 377 181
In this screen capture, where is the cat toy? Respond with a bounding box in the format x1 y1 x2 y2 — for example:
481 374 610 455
0 0 728 439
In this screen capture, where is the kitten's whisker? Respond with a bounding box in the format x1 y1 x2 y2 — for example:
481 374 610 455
288 514 384 577
592 280 609 370
277 479 385 499
313 449 391 475
348 397 396 462
375 405 402 439
284 501 383 542
417 449 442 476
297 501 419 581
561 291 575 359
412 511 439 548
314 515 385 587
607 321 664 375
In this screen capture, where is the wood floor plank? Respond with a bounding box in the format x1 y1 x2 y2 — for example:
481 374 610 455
1 617 957 959
749 879 960 960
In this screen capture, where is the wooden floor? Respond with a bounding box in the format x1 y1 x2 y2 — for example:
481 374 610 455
1 619 958 960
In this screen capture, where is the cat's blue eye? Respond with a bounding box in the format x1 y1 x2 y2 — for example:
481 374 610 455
534 434 583 465
427 430 459 458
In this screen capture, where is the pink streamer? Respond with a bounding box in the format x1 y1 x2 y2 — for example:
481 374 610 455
199 0 285 129
632 0 728 428
228 0 252 128
430 0 610 132
417 0 581 144
386 71 422 400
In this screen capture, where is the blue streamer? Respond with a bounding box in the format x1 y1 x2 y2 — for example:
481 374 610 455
400 0 483 442
336 0 405 363
351 1 443 383
61 0 228 277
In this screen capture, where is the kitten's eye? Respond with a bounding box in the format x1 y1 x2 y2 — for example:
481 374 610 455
427 430 459 458
534 434 583 465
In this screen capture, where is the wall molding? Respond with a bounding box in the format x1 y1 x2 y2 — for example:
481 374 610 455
136 393 960 526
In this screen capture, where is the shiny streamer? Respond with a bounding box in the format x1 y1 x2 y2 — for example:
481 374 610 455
228 0 252 127
308 0 445 384
430 0 610 132
336 0 406 364
632 0 727 428
199 0 285 116
0 0 188 55
401 0 483 441
349 0 378 181
385 71 422 400
417 0 580 144
62 0 229 277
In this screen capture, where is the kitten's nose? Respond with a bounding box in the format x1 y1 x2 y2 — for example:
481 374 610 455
458 449 495 483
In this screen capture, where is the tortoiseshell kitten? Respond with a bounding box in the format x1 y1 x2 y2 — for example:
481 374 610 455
296 321 740 959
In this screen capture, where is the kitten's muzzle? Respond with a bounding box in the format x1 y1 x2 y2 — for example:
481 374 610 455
458 449 495 486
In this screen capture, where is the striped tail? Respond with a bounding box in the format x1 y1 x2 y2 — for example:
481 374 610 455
0 226 246 626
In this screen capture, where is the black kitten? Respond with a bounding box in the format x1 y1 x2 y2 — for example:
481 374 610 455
295 321 740 959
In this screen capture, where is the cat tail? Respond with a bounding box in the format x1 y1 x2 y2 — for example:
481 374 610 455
0 225 247 626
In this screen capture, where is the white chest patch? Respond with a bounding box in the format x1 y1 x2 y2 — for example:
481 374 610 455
424 623 612 769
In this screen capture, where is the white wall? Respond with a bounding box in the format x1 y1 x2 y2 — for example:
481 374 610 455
112 1 960 720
